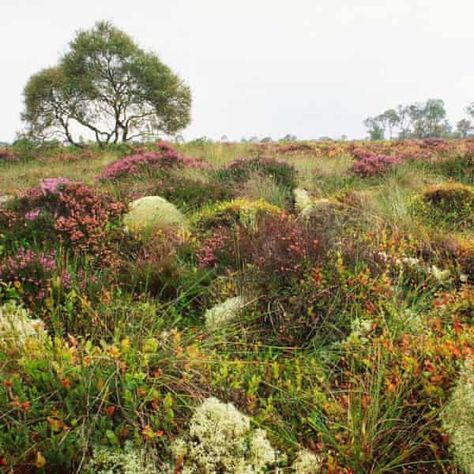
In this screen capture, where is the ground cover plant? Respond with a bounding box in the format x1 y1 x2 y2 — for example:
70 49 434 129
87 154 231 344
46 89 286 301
0 139 472 473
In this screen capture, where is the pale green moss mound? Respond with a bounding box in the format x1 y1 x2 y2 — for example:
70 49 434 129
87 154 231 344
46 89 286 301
442 359 474 474
124 196 186 233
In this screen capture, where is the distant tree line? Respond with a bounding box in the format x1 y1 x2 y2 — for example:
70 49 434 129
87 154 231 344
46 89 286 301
364 99 474 140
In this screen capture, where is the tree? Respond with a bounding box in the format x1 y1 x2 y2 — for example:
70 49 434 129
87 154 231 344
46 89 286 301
22 21 191 146
467 102 474 120
456 119 472 138
380 109 399 139
423 99 448 137
364 117 384 140
364 99 452 140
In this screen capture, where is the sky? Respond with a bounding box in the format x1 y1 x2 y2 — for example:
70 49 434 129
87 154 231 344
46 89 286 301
1 0 474 142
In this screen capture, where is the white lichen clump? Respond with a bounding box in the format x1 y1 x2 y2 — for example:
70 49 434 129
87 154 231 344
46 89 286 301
442 359 474 474
84 442 158 474
293 188 314 214
124 196 186 233
291 449 323 473
0 303 46 353
172 397 279 473
204 296 246 330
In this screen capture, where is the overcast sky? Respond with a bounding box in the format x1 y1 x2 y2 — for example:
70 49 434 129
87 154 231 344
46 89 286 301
1 0 473 142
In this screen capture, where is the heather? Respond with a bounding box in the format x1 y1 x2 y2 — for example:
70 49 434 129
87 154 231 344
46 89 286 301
0 139 473 473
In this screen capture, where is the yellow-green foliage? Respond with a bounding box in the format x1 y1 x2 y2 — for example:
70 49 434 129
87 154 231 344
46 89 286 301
193 198 283 231
442 359 474 474
124 196 186 234
413 183 474 230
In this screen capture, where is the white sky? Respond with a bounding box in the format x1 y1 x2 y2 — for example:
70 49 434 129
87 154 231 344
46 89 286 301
1 0 473 141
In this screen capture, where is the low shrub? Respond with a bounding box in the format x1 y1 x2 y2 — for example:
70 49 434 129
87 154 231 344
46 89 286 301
217 155 297 189
99 141 207 182
197 212 325 287
0 248 70 309
0 147 18 162
157 175 233 210
351 153 402 178
414 183 474 230
3 179 125 262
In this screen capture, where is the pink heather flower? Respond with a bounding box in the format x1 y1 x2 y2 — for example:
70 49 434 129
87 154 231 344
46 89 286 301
40 177 71 195
25 208 41 221
99 143 208 181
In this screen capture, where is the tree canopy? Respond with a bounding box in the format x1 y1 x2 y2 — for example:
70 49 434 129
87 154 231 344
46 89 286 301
22 21 191 145
363 99 455 140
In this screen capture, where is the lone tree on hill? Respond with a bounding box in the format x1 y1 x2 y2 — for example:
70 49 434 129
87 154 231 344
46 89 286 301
22 21 191 146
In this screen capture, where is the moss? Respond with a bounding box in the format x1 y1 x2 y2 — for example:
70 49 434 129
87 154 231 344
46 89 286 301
442 359 474 474
123 196 186 234
193 198 282 232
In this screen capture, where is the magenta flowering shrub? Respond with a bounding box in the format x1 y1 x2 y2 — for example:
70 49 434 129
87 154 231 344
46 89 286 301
99 141 207 181
0 248 70 306
4 179 125 264
351 152 402 178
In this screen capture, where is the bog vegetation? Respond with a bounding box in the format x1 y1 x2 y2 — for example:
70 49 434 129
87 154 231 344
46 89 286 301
0 137 473 473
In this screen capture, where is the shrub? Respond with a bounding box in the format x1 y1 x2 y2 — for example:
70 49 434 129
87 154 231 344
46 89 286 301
99 142 207 181
0 248 70 308
414 183 474 230
5 179 125 261
0 147 18 162
157 175 233 210
351 153 402 178
119 229 189 297
218 155 297 188
442 359 474 474
197 213 324 286
172 397 279 473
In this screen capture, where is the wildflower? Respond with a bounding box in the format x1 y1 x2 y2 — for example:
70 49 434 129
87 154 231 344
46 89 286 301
25 208 41 221
40 177 71 194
